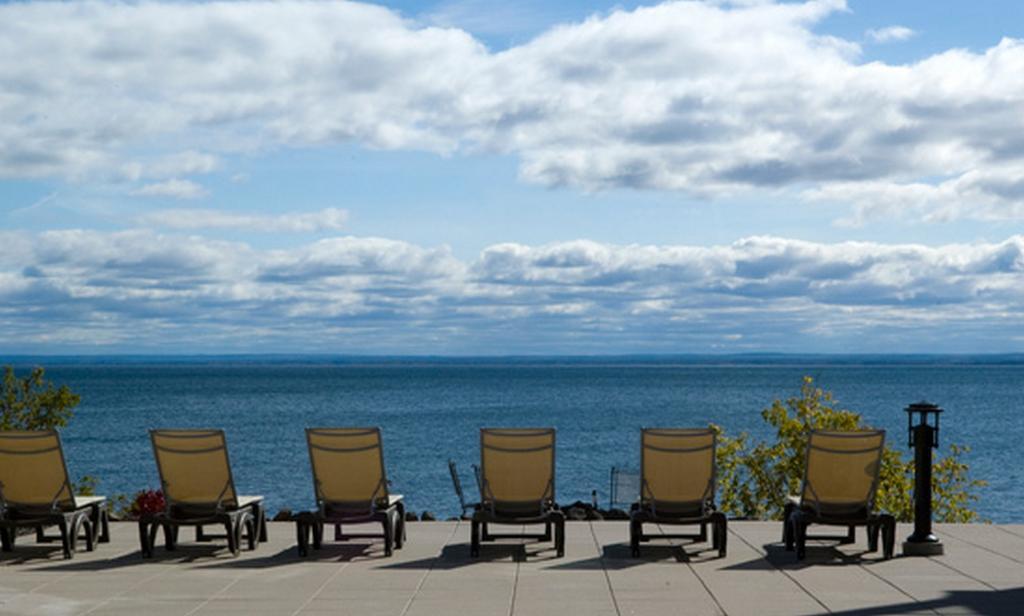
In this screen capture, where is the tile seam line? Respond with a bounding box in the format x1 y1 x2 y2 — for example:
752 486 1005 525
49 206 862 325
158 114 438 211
655 522 727 616
939 526 1024 565
287 555 351 616
76 547 171 616
28 543 99 595
731 526 832 614
927 554 999 591
399 519 462 616
182 564 252 616
507 524 524 616
993 525 1024 541
856 561 940 615
588 520 622 616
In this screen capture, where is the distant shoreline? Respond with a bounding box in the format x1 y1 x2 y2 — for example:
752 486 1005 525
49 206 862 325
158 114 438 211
5 353 1024 366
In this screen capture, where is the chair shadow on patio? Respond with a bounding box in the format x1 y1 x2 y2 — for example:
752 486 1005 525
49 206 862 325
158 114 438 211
193 543 390 569
754 540 892 568
28 544 229 571
0 544 84 565
537 541 721 571
380 539 558 569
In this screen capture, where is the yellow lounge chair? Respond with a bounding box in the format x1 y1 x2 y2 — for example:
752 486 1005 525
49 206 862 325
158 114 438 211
630 428 727 557
296 427 405 557
141 429 267 557
0 430 109 559
471 428 564 557
784 429 895 560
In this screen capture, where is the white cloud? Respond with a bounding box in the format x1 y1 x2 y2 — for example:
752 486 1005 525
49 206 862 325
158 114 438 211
137 207 349 233
131 179 208 199
2 230 1023 353
1 1 1023 223
805 166 1024 225
866 26 916 43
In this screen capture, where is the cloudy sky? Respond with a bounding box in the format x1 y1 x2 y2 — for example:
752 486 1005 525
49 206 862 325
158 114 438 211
3 0 1024 355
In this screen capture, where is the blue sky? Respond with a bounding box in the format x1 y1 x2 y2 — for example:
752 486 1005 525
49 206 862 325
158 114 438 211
2 0 1024 354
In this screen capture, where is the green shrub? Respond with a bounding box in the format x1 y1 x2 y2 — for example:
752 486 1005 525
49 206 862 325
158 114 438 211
1 366 80 430
715 376 986 523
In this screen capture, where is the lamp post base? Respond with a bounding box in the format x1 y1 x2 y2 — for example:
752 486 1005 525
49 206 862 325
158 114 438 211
902 536 944 556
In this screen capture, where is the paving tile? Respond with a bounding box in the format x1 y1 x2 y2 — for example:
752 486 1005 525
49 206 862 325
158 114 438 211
3 521 1024 616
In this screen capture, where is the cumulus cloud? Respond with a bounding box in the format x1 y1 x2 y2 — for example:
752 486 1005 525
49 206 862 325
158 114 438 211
1 1 1023 223
2 230 1023 353
866 26 915 43
137 207 349 232
131 179 208 199
805 167 1024 226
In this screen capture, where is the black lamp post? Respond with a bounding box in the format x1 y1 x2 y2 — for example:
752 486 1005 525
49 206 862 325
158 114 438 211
902 401 944 556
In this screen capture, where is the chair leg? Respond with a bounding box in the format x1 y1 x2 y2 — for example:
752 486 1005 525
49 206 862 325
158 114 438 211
86 505 103 546
630 518 642 557
791 512 808 560
36 526 46 543
59 517 74 560
313 522 323 550
81 518 95 552
148 523 161 554
881 515 895 560
99 508 110 543
253 504 268 543
163 523 177 551
1 527 13 552
138 520 152 558
796 522 809 560
244 516 257 551
225 520 239 557
470 519 481 557
841 525 856 545
334 523 344 541
296 519 309 557
782 502 795 543
395 502 406 549
542 521 552 542
698 522 707 543
383 515 394 557
554 514 565 558
867 522 879 553
712 512 728 558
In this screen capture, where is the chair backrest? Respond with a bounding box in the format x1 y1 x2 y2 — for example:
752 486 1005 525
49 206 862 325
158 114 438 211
800 429 885 517
150 429 238 510
479 428 555 515
0 430 75 511
641 428 716 515
307 427 388 513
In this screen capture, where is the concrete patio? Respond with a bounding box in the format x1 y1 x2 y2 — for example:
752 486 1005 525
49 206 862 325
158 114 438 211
1 521 1022 615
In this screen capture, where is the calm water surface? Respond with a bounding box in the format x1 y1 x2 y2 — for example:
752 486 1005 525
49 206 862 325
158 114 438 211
24 361 1024 521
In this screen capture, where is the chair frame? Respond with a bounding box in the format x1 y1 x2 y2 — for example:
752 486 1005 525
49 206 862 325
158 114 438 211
783 429 895 560
471 428 565 558
0 431 110 560
139 429 267 558
295 427 405 558
629 428 727 558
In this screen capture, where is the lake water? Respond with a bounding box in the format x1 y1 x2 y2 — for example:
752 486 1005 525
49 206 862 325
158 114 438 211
13 359 1023 522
